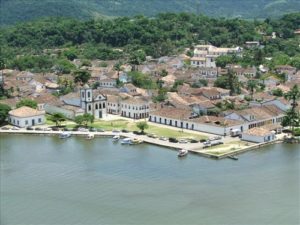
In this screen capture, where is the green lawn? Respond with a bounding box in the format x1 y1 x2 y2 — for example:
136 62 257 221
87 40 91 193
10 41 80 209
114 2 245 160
57 118 208 140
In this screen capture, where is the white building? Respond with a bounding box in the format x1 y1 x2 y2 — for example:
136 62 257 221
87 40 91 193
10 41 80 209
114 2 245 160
241 127 276 143
80 86 107 119
8 106 45 127
99 78 117 88
191 45 242 68
149 108 245 135
120 97 150 119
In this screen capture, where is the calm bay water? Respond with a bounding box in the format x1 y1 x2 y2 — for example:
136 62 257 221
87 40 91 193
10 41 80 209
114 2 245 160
0 134 299 225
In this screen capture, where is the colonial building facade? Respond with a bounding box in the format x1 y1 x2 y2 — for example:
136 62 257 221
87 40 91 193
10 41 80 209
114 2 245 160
80 87 107 119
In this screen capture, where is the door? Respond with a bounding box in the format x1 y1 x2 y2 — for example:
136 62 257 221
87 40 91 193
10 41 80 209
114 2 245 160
32 119 35 126
99 111 102 119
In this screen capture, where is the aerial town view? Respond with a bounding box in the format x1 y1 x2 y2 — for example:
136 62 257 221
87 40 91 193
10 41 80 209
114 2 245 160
0 0 299 225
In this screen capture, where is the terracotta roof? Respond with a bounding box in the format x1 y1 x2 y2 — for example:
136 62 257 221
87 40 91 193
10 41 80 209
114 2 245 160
190 116 243 127
243 127 272 136
9 106 45 117
150 108 192 120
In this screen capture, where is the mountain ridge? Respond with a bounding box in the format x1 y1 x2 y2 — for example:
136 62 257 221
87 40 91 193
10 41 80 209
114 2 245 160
1 0 300 25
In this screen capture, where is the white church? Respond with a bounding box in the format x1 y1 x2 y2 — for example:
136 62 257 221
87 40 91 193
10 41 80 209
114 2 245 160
80 86 107 119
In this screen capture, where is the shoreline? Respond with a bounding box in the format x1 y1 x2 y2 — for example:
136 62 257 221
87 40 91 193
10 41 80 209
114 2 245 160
0 130 287 159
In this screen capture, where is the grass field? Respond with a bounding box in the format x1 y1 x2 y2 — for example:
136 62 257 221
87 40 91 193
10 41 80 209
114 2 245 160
201 141 252 156
46 117 208 140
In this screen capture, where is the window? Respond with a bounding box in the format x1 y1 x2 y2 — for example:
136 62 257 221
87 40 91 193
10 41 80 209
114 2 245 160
95 104 98 110
38 118 42 123
25 120 28 125
88 105 91 111
82 92 85 98
87 91 91 98
103 103 105 108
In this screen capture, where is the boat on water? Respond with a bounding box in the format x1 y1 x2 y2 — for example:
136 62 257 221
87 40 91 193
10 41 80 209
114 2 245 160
112 135 120 141
121 137 132 145
177 149 188 157
86 133 94 140
59 132 71 139
228 155 238 160
130 138 143 145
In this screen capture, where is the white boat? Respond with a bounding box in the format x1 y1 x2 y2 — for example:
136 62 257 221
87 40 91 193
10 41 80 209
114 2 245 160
121 137 132 145
59 132 71 139
86 133 94 140
112 135 120 141
177 149 188 157
130 138 143 145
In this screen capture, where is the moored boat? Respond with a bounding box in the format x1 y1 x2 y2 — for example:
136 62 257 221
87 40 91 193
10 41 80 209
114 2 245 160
59 132 71 139
130 138 143 145
121 137 132 145
112 135 120 141
177 149 188 157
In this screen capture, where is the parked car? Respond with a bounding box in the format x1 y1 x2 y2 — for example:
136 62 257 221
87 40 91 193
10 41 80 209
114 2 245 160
112 129 121 133
35 127 43 131
78 127 89 132
169 137 178 143
12 126 20 130
159 136 168 141
51 127 59 131
1 126 10 130
43 127 52 131
147 133 158 138
27 127 34 130
178 139 189 144
89 127 97 132
97 128 105 132
122 129 129 133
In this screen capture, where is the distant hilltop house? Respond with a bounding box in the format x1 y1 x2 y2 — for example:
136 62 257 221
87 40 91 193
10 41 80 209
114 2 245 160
245 41 260 49
191 44 242 68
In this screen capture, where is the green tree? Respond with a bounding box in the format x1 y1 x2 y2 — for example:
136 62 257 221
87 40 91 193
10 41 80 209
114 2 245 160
0 103 11 124
75 113 94 127
247 79 258 100
49 113 66 127
16 99 37 109
272 88 283 97
129 50 146 71
114 61 123 77
74 70 91 84
283 85 300 136
136 121 149 134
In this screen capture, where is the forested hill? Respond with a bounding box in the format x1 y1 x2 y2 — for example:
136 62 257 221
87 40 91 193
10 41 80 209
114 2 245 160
1 0 300 25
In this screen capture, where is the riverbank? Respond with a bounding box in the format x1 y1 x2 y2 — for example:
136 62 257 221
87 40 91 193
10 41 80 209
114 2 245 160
0 128 288 159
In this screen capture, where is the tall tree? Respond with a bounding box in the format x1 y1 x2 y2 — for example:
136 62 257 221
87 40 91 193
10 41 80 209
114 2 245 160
49 113 66 127
247 79 258 100
0 103 11 124
283 85 300 136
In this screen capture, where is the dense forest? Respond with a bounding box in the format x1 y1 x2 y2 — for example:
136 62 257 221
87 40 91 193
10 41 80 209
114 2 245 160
0 12 299 72
1 0 300 25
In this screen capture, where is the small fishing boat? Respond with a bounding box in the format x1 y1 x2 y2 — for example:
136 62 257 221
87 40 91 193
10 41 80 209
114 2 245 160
130 138 143 145
86 133 94 140
228 155 238 160
59 132 71 139
112 135 120 142
177 149 188 157
121 137 132 145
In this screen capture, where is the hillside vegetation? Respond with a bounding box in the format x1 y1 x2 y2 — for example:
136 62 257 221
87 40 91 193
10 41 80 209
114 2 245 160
0 12 299 73
1 0 300 25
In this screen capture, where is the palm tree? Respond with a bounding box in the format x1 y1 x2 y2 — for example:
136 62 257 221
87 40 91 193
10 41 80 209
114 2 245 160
283 85 300 136
285 85 300 111
114 61 123 78
247 79 258 100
